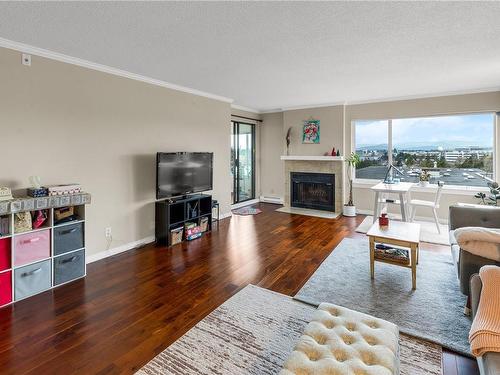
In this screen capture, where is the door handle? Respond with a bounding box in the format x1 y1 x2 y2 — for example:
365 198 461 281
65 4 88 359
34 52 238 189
60 228 77 235
61 256 78 264
24 237 40 244
21 268 42 277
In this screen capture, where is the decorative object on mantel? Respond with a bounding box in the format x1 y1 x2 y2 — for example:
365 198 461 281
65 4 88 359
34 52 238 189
325 147 341 157
285 127 292 156
0 187 13 202
302 118 320 144
343 152 360 217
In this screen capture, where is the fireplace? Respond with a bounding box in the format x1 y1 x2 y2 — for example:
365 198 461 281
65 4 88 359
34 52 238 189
290 172 335 211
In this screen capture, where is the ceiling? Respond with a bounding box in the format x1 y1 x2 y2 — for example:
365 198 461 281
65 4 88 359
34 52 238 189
0 2 499 112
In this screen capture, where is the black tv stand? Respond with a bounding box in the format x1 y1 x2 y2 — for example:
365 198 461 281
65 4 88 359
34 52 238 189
155 194 213 246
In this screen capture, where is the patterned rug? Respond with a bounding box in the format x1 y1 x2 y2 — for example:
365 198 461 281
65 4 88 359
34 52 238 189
232 206 262 215
294 237 472 356
136 285 442 375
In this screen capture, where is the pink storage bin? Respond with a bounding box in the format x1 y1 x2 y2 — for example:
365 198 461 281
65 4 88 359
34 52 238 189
0 238 11 272
0 271 12 306
14 229 50 267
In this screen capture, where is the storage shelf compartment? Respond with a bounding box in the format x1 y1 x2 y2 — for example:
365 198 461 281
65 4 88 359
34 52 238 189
54 249 85 286
13 209 51 235
0 215 11 238
0 270 12 307
14 259 52 301
169 203 185 225
185 201 199 220
53 222 84 256
0 237 11 272
199 197 212 216
13 229 51 268
53 205 85 227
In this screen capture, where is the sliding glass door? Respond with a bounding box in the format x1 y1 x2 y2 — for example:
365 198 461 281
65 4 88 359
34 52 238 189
231 121 255 204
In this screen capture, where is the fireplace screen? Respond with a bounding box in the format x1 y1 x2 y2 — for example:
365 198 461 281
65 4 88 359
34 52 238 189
291 172 335 211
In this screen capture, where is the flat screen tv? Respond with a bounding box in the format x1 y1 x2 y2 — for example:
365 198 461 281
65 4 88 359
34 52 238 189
156 152 213 199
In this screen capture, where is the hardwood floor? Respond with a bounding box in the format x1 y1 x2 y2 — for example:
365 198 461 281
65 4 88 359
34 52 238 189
0 203 478 374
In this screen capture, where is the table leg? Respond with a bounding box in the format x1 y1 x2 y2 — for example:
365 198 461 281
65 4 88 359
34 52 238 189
399 192 407 222
411 244 417 289
369 236 375 279
373 192 380 223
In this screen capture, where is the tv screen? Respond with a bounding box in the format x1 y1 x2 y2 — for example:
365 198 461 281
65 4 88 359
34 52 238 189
156 152 213 199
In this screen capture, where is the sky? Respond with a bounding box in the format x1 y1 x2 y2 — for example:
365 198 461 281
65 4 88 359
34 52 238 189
355 113 495 148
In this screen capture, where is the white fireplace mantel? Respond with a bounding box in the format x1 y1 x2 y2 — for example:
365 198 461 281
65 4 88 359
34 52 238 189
280 155 344 161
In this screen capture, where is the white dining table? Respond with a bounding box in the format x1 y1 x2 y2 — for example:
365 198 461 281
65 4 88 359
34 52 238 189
371 182 415 223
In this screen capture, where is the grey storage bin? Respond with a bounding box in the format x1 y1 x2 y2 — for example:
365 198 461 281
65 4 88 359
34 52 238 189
14 260 51 300
54 250 85 285
54 222 84 255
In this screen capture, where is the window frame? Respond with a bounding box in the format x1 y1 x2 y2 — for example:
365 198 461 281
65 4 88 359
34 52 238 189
352 112 497 189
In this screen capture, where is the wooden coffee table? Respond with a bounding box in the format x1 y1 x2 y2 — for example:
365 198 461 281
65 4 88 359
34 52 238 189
367 221 421 290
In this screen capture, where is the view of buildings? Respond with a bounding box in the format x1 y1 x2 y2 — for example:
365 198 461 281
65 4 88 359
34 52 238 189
354 113 495 187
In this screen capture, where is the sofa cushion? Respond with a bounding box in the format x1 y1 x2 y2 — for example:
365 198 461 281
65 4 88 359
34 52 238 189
280 303 399 375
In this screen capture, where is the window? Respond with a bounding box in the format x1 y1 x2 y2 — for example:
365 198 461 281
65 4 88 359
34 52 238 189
354 113 495 187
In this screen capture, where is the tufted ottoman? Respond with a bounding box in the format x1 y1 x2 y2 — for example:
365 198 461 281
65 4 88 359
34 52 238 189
280 303 399 375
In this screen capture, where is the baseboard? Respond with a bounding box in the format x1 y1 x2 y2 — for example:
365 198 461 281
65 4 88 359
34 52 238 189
87 211 233 264
86 235 155 264
259 195 284 205
231 199 260 210
356 209 448 225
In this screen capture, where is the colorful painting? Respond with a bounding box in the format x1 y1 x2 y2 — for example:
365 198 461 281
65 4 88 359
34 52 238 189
302 119 320 143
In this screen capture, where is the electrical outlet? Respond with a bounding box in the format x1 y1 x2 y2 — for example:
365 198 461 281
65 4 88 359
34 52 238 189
105 227 112 238
22 53 31 66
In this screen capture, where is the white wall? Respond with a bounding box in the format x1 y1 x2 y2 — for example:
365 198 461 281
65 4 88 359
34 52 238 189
260 112 284 200
0 46 232 257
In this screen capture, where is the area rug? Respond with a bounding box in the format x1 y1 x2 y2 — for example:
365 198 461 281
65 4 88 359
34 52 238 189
294 237 472 356
136 285 442 375
232 206 262 215
356 215 450 245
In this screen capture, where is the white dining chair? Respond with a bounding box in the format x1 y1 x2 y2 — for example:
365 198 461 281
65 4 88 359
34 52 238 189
409 181 444 233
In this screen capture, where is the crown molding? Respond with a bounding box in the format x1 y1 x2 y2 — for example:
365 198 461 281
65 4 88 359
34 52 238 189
230 104 261 114
280 101 347 112
345 87 500 106
260 87 500 114
0 37 234 104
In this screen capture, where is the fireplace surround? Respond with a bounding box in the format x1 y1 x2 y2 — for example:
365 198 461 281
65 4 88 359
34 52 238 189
281 156 344 214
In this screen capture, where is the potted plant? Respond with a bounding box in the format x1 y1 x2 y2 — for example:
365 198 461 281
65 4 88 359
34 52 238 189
343 152 360 217
419 170 430 187
475 181 500 206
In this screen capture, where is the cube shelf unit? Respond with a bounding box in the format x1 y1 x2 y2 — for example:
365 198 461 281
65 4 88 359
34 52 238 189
0 193 91 308
155 194 212 246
